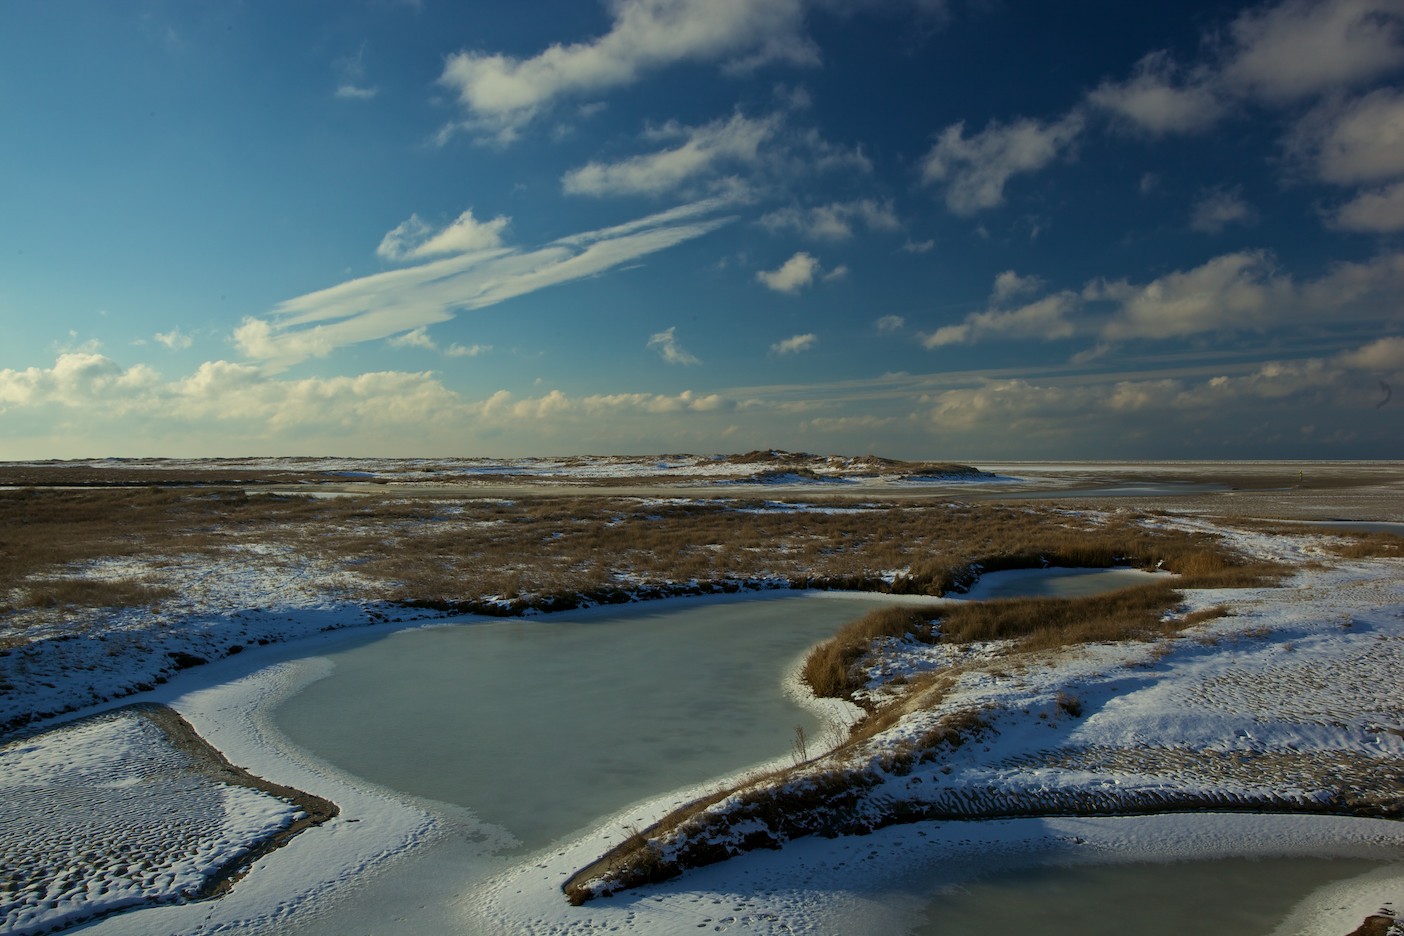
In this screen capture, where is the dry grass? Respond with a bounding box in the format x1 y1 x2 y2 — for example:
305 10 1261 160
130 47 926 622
801 606 938 699
936 583 1186 651
1324 531 1404 559
1 484 1280 631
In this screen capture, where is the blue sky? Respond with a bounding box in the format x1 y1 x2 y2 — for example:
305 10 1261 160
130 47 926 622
2 0 1403 459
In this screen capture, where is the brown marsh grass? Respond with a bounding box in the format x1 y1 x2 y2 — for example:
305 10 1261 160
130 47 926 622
1 484 1276 639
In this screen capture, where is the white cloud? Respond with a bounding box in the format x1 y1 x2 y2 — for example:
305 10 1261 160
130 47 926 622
563 112 778 196
153 328 193 351
445 343 489 358
759 198 899 240
902 238 934 254
388 326 437 351
771 332 817 355
0 353 463 434
437 0 812 140
1293 88 1404 186
990 270 1042 303
1190 187 1259 233
1222 0 1404 103
1088 51 1223 135
387 326 488 358
1100 251 1288 340
474 387 734 424
756 251 822 293
921 292 1080 348
238 197 736 371
377 209 510 262
924 332 1404 438
1329 179 1404 230
647 326 701 365
920 113 1084 214
335 84 378 100
1336 334 1404 370
875 314 905 333
0 353 746 453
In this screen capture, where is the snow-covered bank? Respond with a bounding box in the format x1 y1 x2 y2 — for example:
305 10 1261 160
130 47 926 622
562 518 1404 924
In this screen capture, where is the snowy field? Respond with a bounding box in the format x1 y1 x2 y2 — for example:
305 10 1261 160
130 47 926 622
1 458 1402 934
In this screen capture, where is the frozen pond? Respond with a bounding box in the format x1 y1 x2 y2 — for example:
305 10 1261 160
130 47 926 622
273 591 904 853
959 566 1169 600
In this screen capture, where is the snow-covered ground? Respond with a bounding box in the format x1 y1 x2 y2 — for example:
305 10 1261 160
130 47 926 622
2 466 1403 934
0 709 302 935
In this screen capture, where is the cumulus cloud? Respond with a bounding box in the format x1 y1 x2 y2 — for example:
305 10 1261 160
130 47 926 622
991 270 1042 303
563 112 778 196
922 292 1080 348
874 314 905 332
771 332 817 354
759 198 899 240
902 238 935 254
1098 251 1288 340
1291 88 1404 186
387 326 488 358
377 209 510 262
920 112 1084 214
756 251 823 293
1085 0 1404 146
647 326 701 365
437 0 812 141
1190 187 1259 233
1336 334 1404 370
0 352 463 433
924 332 1404 439
1088 51 1223 135
153 328 193 351
1328 179 1404 230
1221 0 1404 103
237 197 736 371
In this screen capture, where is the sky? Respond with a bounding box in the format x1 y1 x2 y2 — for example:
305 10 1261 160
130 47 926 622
2 0 1403 460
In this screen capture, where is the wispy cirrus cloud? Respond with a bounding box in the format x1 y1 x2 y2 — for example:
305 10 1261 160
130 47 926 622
647 326 701 365
562 112 779 196
234 197 738 371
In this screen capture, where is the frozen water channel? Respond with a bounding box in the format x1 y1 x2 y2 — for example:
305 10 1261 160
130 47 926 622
272 591 898 854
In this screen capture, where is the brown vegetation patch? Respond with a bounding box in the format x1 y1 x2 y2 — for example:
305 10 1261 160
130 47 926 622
1324 531 1404 559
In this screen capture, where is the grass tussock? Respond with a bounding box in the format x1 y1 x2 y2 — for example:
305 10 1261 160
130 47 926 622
801 606 937 699
22 579 175 611
1324 531 1404 559
936 582 1186 652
